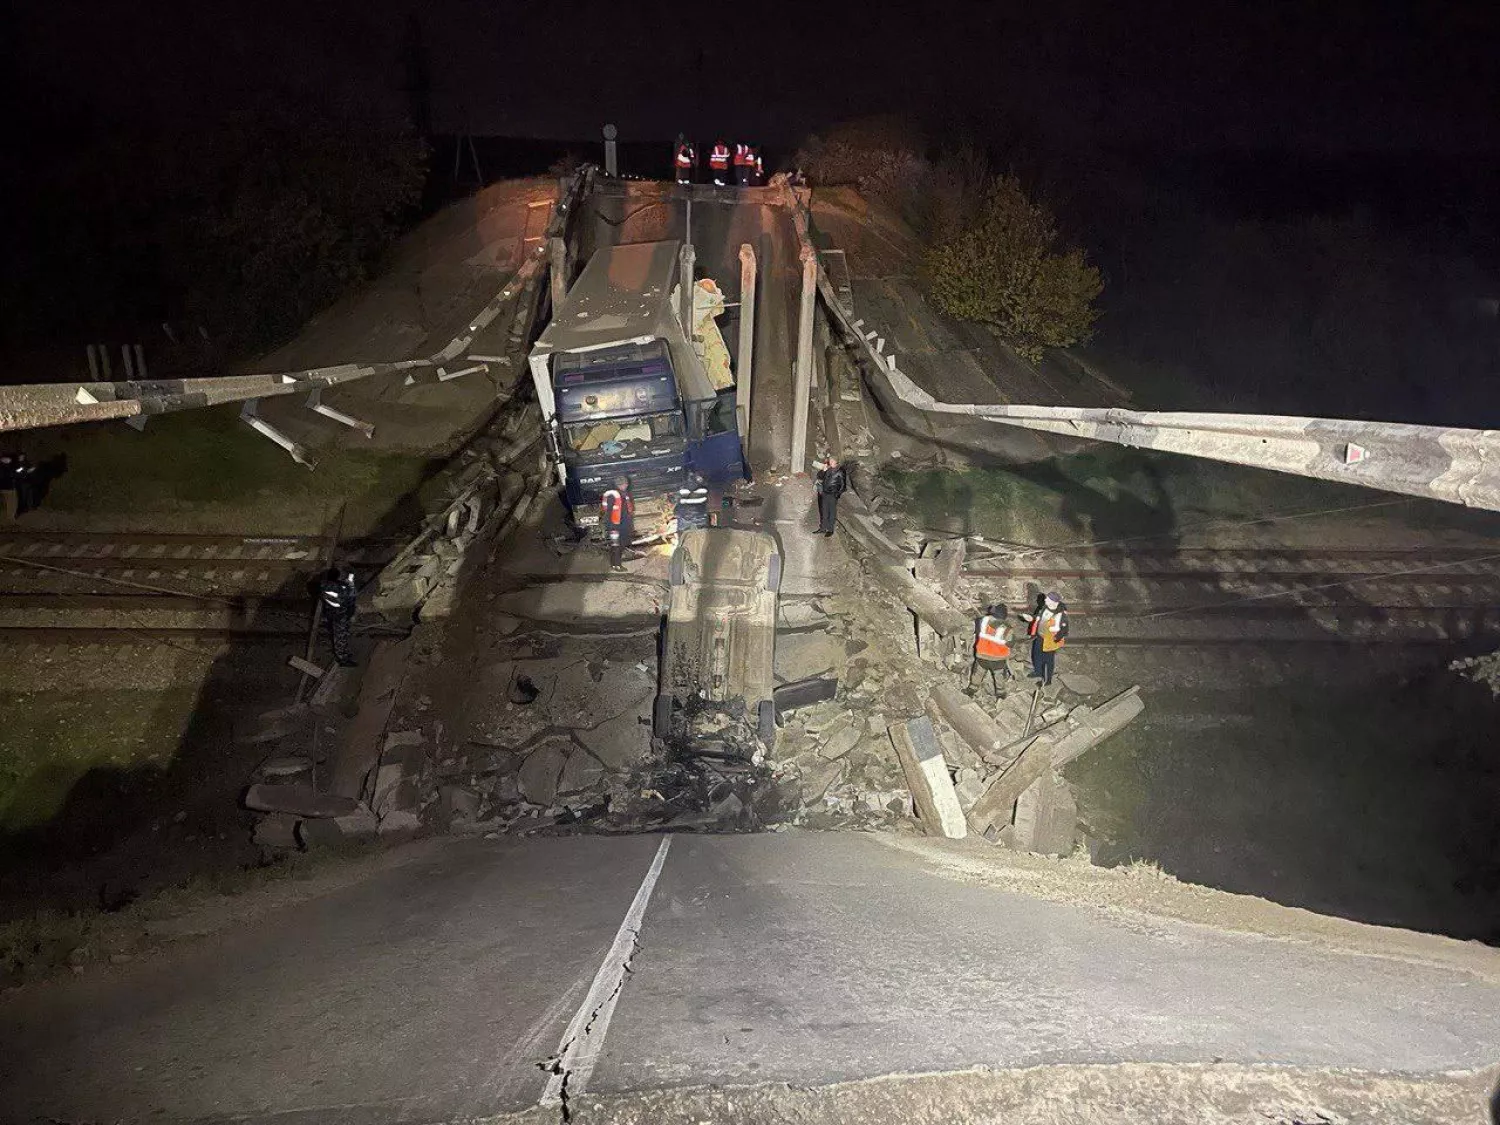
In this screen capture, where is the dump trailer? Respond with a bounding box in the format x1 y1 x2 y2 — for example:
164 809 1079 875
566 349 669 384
528 240 745 533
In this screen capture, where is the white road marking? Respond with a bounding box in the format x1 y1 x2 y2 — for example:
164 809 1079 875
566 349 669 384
539 835 672 1108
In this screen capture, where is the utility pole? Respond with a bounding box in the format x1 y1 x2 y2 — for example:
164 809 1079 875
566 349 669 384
791 247 817 474
602 123 619 177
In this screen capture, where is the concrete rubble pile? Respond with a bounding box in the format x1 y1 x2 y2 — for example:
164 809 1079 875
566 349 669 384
371 395 545 624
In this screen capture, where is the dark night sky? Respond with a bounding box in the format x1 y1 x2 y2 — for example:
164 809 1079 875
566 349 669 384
12 0 1500 154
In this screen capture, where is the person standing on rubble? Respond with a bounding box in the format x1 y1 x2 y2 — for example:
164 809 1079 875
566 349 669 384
967 605 1014 699
1021 592 1068 686
814 453 847 536
601 475 635 571
315 565 360 668
674 473 710 536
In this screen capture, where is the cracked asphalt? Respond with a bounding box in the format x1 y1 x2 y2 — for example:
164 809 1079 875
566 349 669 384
3 831 1499 1124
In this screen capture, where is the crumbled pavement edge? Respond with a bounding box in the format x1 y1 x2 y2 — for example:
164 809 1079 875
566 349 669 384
477 1061 1498 1125
874 834 1500 985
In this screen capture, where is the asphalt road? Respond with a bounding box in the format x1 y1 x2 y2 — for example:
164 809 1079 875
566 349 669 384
3 831 1498 1125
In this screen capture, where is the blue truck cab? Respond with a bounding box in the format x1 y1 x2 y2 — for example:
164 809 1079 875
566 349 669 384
528 240 745 530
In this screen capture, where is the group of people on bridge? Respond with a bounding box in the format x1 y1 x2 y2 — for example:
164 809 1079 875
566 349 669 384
674 136 765 187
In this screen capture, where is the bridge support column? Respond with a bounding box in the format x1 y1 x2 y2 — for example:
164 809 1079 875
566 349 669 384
737 244 757 443
548 237 568 313
791 247 816 474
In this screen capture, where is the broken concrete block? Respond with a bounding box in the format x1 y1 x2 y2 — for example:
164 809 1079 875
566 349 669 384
925 681 1028 769
775 631 848 683
888 717 967 839
309 665 360 716
819 723 861 761
297 805 379 847
1059 671 1101 696
557 747 606 795
577 710 651 771
255 756 314 782
287 655 325 678
440 785 481 822
968 686 1143 836
953 767 989 811
800 756 845 801
384 729 425 752
252 813 301 851
371 763 406 814
377 809 422 836
1011 770 1078 856
244 784 359 819
517 739 569 805
773 676 839 716
779 601 828 629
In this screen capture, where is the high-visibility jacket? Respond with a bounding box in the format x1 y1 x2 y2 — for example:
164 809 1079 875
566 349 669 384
975 615 1011 660
1028 607 1067 652
708 144 730 170
675 145 694 169
318 573 358 614
733 143 751 167
601 488 633 535
754 154 764 178
674 485 709 532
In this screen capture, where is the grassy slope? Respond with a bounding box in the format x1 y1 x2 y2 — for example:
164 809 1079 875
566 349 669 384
15 407 443 536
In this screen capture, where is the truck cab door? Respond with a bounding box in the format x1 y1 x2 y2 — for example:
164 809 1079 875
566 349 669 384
688 389 746 481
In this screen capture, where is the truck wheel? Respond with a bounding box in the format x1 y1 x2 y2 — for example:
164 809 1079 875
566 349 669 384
765 553 782 594
756 699 777 746
653 694 674 738
668 550 686 587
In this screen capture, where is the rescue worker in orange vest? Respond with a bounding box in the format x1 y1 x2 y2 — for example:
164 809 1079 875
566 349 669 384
674 136 696 184
708 141 731 185
733 142 753 186
600 476 635 571
967 605 1014 699
1021 592 1067 686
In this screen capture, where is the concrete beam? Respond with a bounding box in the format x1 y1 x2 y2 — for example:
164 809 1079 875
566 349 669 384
925 681 1026 769
737 243 757 442
968 686 1143 836
791 247 817 474
888 717 967 839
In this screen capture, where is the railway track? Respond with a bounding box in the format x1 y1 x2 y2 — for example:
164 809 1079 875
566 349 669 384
0 530 400 643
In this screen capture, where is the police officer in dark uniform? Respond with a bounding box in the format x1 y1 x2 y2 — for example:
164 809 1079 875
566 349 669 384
674 473 710 535
814 453 847 536
315 565 359 667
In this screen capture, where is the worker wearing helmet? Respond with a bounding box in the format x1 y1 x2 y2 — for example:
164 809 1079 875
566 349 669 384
1021 592 1067 686
968 605 1014 699
708 141 731 186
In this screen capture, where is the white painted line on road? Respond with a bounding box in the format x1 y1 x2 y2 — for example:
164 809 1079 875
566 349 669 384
539 835 672 1110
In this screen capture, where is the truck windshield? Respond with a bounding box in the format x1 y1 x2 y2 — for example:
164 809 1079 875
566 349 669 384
564 411 684 454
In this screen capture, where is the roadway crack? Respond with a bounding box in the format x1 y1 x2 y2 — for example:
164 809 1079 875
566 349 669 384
538 925 644 1122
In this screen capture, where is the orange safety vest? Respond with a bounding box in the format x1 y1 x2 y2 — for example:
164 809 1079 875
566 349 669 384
675 145 693 168
733 143 750 166
709 144 730 169
601 489 633 527
975 615 1011 660
1029 608 1066 652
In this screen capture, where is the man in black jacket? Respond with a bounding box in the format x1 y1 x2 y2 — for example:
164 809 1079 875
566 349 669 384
814 454 847 536
315 566 360 667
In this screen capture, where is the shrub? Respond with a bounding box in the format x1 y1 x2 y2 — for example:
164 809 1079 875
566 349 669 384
923 174 1103 362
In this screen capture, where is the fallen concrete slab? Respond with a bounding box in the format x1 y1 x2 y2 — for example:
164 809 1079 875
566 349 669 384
925 681 1027 769
888 717 967 839
968 685 1143 837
